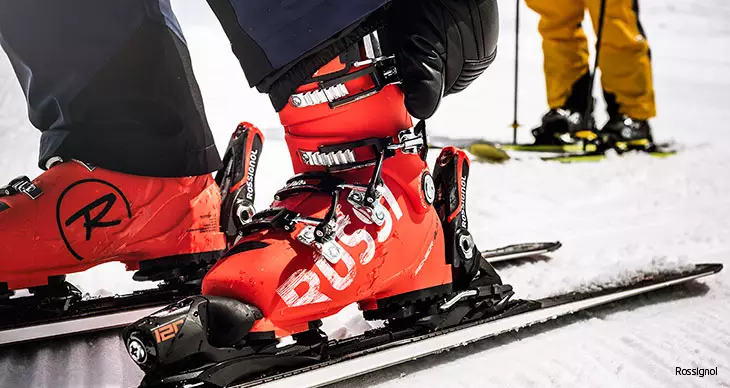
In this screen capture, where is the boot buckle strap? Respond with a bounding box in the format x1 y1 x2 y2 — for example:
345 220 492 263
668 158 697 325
289 55 400 109
300 149 356 168
299 122 427 170
0 176 42 199
291 84 350 108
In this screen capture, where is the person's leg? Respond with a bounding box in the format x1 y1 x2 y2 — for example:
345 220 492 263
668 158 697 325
206 0 390 111
0 0 221 177
0 1 225 292
525 0 590 112
587 0 656 121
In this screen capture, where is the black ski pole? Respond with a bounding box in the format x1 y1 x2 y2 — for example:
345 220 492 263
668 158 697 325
511 0 521 144
582 0 608 131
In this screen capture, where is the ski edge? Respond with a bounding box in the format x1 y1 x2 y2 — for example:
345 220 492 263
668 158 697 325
0 305 162 346
483 241 562 263
245 264 721 388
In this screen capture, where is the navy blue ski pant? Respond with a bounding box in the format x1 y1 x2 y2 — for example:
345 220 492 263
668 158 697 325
0 0 387 177
0 1 220 177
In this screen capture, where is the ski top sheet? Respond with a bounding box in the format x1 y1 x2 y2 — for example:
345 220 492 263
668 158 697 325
469 142 678 163
428 136 679 163
230 263 722 388
0 240 559 347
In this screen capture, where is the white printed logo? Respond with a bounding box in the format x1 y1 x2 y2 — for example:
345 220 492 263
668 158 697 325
276 185 402 307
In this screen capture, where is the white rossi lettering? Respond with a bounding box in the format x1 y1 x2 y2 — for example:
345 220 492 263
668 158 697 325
315 241 357 291
340 229 376 265
276 184 403 307
376 185 403 242
276 269 332 307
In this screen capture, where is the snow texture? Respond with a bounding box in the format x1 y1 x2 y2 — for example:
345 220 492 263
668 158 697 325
1 0 730 387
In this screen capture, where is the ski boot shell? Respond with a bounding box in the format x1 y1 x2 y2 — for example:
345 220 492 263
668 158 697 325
0 160 226 292
203 74 453 338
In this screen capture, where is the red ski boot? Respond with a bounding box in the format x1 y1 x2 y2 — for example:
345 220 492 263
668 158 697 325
0 160 226 296
124 34 514 385
202 69 453 339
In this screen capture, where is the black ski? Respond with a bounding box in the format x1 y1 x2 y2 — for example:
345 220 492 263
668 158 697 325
137 263 721 388
237 263 722 388
0 284 203 346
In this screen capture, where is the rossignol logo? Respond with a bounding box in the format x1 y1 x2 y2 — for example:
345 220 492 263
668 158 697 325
460 175 468 228
65 194 122 240
245 149 259 201
56 179 132 261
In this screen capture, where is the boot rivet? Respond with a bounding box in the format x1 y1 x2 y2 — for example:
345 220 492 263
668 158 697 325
374 209 385 221
422 172 435 205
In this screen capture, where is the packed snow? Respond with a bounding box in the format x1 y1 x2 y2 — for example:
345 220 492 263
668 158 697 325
1 0 729 387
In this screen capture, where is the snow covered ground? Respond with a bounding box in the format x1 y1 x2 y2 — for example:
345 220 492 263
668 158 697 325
1 0 730 387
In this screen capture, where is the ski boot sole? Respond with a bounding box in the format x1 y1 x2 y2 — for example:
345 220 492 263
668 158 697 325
1 250 225 291
360 283 454 321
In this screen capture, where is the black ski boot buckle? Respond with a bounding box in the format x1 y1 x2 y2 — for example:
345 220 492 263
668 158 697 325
0 176 42 199
237 208 301 236
290 54 400 109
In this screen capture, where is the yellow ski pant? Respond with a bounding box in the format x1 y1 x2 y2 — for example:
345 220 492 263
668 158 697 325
524 0 656 120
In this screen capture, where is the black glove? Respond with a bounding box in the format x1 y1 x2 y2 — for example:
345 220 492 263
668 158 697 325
387 0 499 120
